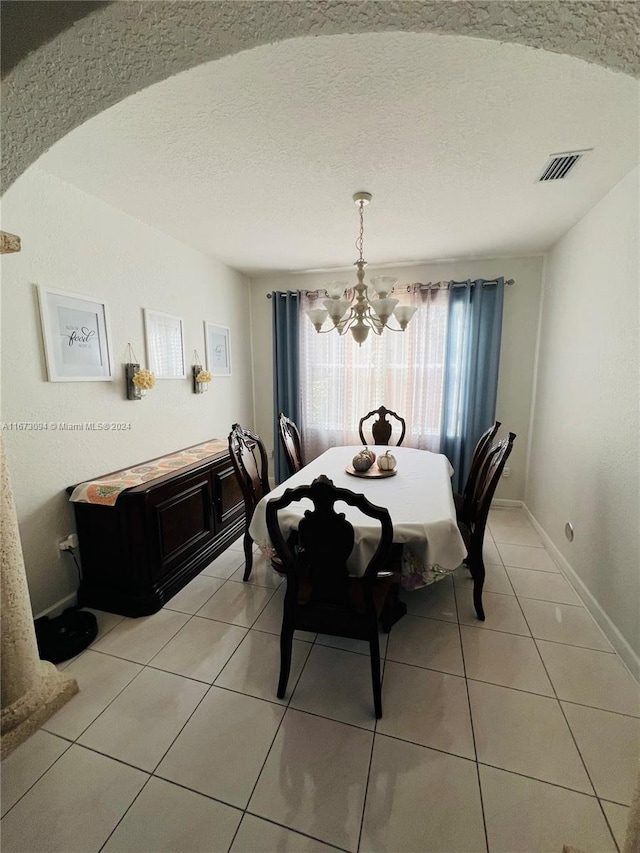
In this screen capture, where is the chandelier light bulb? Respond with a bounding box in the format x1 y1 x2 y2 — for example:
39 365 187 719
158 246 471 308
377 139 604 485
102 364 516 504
393 304 419 329
323 298 351 325
306 307 329 331
370 275 396 298
325 280 349 300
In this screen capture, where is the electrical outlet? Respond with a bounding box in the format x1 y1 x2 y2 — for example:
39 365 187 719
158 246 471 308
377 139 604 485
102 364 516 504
502 466 510 478
57 534 78 555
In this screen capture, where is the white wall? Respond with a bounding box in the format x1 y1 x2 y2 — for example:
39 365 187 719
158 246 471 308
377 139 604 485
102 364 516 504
1 167 254 615
250 255 544 500
526 167 640 668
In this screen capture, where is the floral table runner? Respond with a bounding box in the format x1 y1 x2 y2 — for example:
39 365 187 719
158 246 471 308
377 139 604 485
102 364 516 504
69 439 228 506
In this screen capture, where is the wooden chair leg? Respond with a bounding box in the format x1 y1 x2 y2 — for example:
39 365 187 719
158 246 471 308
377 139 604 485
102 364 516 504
468 546 486 621
473 573 485 621
277 626 294 699
242 528 254 582
369 631 383 719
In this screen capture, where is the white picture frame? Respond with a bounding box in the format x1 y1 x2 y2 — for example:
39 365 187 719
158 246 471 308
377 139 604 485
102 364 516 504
205 322 232 376
144 309 186 379
37 286 113 382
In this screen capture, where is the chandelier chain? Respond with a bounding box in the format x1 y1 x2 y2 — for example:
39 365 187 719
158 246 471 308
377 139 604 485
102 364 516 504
355 201 365 262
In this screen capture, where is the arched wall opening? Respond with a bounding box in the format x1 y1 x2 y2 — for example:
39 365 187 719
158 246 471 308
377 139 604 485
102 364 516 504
2 0 639 191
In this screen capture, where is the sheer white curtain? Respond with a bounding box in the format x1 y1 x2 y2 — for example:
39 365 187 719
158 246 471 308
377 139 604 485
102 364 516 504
299 286 449 461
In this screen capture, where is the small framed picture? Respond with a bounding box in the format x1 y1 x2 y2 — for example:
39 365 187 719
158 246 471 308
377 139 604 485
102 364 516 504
205 322 231 376
37 286 113 382
144 309 186 379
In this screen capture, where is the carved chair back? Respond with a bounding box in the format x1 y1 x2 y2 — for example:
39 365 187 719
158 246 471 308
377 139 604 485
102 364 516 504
228 423 269 512
358 406 406 446
469 432 516 542
228 423 270 581
460 432 516 621
458 421 501 523
277 413 304 477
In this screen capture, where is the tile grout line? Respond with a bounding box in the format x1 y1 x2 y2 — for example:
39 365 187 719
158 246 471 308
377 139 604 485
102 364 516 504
144 580 300 785
451 580 491 853
355 615 397 852
97 772 155 853
43 653 143 742
215 599 318 850
0 736 74 821
517 605 607 812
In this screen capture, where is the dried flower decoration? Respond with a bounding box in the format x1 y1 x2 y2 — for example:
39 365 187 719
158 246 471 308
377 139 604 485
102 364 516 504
195 369 213 384
131 368 156 390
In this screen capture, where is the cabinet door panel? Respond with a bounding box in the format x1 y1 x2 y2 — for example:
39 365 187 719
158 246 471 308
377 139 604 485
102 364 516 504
212 464 244 530
151 474 214 578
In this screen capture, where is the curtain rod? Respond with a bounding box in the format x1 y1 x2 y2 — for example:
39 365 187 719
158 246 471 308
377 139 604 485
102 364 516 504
266 278 515 298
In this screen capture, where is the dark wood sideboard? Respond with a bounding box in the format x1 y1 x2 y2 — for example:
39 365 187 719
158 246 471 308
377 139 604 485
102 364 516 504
68 443 244 617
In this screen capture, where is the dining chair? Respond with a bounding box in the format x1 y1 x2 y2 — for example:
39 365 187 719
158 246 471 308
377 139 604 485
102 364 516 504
265 474 397 718
277 412 305 477
458 432 516 621
454 420 501 523
358 406 406 446
228 423 270 581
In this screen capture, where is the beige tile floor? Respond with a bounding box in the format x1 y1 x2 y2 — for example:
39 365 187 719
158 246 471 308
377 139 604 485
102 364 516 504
2 508 639 853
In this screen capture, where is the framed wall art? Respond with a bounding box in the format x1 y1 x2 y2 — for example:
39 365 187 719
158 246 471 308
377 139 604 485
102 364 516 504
205 322 231 376
37 286 113 382
144 309 186 379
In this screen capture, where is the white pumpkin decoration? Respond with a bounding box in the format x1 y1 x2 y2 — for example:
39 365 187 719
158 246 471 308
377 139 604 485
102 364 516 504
377 450 397 471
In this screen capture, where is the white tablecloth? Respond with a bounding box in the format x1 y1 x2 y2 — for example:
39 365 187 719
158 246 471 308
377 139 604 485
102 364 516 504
249 446 467 590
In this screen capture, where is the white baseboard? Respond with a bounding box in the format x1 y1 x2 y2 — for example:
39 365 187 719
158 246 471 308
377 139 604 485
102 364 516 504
523 504 640 683
34 592 77 622
492 499 523 508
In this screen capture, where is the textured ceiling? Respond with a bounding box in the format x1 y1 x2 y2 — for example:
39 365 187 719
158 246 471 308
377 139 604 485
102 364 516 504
2 1 639 191
36 32 639 275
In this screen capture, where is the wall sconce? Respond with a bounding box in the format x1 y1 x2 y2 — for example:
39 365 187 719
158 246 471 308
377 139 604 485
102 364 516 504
125 344 155 400
126 362 142 400
192 351 212 393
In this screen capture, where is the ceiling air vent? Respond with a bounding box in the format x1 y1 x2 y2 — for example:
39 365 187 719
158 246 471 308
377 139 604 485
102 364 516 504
537 150 591 182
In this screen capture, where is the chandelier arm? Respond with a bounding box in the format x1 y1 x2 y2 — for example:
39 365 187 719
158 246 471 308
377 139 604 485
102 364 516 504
316 325 346 335
364 314 384 335
338 311 358 334
359 307 406 334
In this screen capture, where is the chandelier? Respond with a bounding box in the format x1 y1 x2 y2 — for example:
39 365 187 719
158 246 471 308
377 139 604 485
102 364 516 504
305 192 418 345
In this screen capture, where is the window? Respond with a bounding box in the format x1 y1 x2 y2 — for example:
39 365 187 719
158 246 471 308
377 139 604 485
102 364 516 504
299 287 449 459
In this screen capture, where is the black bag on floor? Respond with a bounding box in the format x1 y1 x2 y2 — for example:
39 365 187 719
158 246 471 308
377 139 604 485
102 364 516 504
34 608 98 664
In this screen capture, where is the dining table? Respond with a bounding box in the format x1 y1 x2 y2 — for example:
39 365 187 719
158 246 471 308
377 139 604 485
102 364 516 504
249 445 468 592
